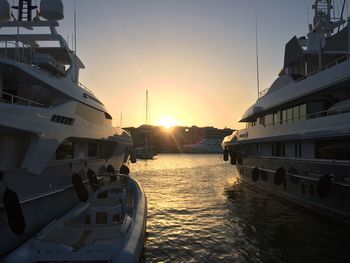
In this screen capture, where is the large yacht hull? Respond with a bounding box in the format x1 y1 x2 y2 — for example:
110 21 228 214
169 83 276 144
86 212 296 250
0 1 137 258
0 150 128 256
235 156 350 222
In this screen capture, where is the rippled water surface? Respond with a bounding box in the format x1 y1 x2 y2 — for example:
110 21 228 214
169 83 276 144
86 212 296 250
132 154 350 263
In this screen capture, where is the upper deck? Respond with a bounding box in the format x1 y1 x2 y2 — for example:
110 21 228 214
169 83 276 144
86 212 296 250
0 3 108 115
240 1 350 123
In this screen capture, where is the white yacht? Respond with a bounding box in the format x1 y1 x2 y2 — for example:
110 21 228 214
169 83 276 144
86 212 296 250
134 145 156 160
0 0 133 256
223 0 350 221
183 138 223 154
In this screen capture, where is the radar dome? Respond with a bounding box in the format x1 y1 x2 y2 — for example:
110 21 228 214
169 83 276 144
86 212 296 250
40 0 64 21
0 0 10 22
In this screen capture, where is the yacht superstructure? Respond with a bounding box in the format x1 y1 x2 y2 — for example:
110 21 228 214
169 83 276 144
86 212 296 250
0 0 133 255
223 0 350 221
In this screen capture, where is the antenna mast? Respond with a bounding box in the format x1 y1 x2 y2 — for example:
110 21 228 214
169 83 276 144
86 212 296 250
145 90 149 125
255 9 260 98
120 112 123 128
12 0 38 21
74 0 77 83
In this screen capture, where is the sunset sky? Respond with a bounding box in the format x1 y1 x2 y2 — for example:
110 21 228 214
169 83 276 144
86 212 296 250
58 0 348 129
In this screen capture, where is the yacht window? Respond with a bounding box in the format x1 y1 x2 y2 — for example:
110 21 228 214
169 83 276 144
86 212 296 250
257 143 262 153
273 112 280 125
300 104 306 120
294 142 302 158
247 122 257 128
56 140 74 160
307 101 325 118
113 214 123 222
282 110 287 124
287 108 293 123
259 116 265 125
315 139 350 160
276 143 281 156
293 106 300 122
88 143 99 157
105 112 113 120
272 142 285 157
76 103 106 125
96 212 107 224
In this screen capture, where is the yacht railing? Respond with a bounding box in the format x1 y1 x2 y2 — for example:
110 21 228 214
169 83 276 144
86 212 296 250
0 39 95 95
256 104 350 127
0 90 44 107
258 55 350 99
296 55 350 82
0 39 40 65
258 88 269 98
305 104 350 119
78 81 94 95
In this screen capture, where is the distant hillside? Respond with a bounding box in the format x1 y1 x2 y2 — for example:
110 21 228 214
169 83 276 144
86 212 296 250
124 125 235 153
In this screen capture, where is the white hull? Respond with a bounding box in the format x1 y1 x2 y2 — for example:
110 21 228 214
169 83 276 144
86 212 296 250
234 156 350 221
223 1 350 222
0 2 134 255
0 150 129 256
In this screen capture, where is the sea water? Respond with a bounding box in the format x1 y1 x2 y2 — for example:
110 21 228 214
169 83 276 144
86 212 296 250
132 154 350 263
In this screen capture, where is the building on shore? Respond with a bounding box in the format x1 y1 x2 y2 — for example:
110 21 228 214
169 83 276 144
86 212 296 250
125 125 235 153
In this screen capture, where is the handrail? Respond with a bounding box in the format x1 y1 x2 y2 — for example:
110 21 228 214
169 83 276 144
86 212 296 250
296 55 350 82
0 38 41 64
0 90 44 107
249 104 350 128
78 81 94 95
258 88 269 98
258 55 350 99
0 38 94 96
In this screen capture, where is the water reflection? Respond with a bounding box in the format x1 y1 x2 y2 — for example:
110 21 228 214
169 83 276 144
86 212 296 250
132 154 350 263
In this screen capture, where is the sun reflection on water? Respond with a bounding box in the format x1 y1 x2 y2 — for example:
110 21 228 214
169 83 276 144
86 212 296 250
132 154 350 263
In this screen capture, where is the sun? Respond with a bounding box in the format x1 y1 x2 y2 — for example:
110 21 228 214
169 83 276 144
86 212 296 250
158 115 178 129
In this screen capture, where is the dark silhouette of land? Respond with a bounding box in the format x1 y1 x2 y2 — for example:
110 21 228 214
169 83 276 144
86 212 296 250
124 125 235 153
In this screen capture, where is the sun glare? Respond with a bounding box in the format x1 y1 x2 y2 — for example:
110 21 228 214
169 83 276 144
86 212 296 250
158 115 178 129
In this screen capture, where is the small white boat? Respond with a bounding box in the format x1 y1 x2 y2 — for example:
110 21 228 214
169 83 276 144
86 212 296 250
134 145 156 160
183 138 223 153
3 175 147 263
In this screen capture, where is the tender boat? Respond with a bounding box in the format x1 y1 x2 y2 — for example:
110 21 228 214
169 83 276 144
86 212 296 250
0 0 133 256
223 0 350 222
3 174 147 263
